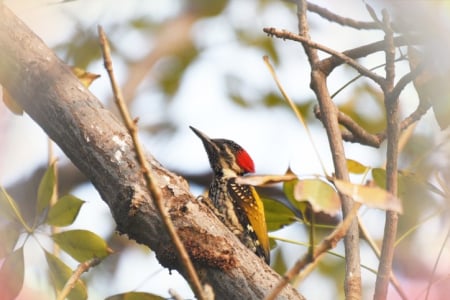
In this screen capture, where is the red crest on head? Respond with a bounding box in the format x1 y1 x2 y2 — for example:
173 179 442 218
236 149 255 173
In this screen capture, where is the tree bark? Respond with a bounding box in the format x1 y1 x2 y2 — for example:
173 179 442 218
0 4 303 300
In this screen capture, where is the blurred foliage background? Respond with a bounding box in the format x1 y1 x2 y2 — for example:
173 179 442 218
1 0 449 299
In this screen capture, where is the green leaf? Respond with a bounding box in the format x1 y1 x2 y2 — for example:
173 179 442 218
0 186 30 231
46 195 85 227
271 248 287 276
106 292 165 300
52 230 112 262
262 197 296 231
293 179 341 216
37 162 56 215
347 159 369 174
333 179 403 213
282 171 298 204
0 247 24 300
372 168 386 189
0 224 21 259
44 251 87 300
282 169 311 221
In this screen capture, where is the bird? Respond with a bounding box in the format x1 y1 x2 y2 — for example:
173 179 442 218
190 126 270 264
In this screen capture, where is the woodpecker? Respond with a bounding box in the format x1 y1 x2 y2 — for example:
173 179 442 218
190 126 270 264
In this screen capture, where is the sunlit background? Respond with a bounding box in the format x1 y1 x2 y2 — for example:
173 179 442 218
1 0 449 299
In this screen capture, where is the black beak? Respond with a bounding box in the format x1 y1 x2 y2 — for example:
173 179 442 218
190 126 219 167
189 126 213 145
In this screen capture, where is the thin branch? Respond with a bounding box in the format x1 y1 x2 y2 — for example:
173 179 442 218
264 27 386 87
314 97 430 147
323 38 411 80
57 258 102 300
313 106 382 147
374 10 401 300
265 203 362 300
295 0 362 298
390 62 425 102
377 100 431 142
307 2 379 30
97 26 208 300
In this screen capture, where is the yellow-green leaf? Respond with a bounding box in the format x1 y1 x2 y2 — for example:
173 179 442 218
0 186 29 231
271 248 287 276
333 179 403 213
347 159 369 174
44 251 87 300
0 225 21 259
282 171 298 204
0 247 24 300
293 179 341 216
106 292 165 300
70 66 101 88
372 168 386 189
262 197 296 231
37 162 56 215
52 230 112 262
47 195 85 227
282 169 311 221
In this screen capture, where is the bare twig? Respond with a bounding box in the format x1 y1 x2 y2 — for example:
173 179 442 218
374 10 401 300
313 106 381 147
307 2 379 30
314 97 430 147
391 62 425 102
264 27 386 87
57 258 102 300
97 26 207 300
265 203 362 300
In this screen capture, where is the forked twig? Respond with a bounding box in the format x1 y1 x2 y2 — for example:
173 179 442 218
263 27 386 87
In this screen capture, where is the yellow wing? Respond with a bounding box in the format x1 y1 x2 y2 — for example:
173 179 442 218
228 181 270 263
247 186 270 262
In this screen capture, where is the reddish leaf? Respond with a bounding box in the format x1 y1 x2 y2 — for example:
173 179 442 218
0 248 24 300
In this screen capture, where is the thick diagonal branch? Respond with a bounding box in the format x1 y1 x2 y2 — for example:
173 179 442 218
0 4 303 300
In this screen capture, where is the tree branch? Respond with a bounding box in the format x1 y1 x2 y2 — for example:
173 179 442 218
264 27 386 87
0 4 303 299
374 10 400 300
314 99 430 147
306 2 379 30
295 0 362 298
